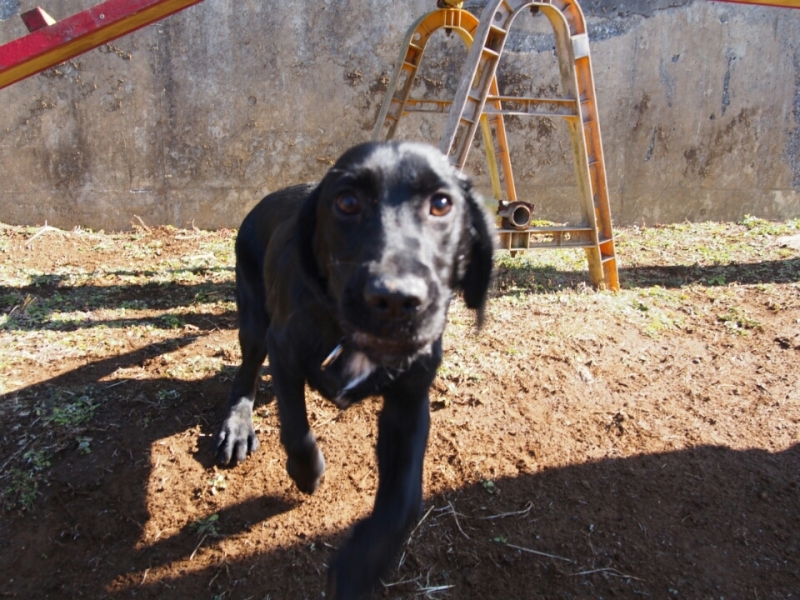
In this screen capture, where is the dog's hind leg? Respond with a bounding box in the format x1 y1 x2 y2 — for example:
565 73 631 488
215 267 269 465
267 334 325 494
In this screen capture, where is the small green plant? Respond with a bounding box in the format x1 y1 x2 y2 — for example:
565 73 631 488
492 536 508 544
707 274 726 286
739 215 798 236
192 513 220 537
42 393 98 427
2 448 53 511
481 479 497 495
158 314 185 329
156 388 181 401
207 473 227 495
718 308 762 334
5 469 39 511
23 448 51 471
645 317 671 337
76 437 92 455
2 385 107 511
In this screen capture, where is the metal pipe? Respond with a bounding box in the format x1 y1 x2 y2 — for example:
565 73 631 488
497 201 534 230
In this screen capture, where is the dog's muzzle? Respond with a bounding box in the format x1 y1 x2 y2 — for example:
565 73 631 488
363 272 430 322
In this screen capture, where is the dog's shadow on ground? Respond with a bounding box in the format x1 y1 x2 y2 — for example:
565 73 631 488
122 443 799 599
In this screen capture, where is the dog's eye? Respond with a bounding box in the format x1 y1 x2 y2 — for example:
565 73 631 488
429 194 452 217
335 193 361 216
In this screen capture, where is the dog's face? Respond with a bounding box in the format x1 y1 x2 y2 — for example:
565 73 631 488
297 142 494 368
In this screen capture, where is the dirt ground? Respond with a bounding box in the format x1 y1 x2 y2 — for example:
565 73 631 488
0 217 798 599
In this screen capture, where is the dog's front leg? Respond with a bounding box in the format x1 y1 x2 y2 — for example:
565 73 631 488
330 384 431 599
215 325 267 465
267 335 325 494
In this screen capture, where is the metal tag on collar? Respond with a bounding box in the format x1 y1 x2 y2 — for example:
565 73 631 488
321 341 345 370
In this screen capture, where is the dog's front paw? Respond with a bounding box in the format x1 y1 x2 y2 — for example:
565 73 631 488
327 520 388 600
328 507 420 599
286 435 325 494
215 402 259 465
328 553 372 600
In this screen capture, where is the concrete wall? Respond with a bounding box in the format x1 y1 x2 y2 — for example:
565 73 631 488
0 0 798 230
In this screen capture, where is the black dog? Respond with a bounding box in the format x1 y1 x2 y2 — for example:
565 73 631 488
215 141 494 598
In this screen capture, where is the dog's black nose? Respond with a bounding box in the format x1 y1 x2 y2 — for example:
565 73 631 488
365 275 427 320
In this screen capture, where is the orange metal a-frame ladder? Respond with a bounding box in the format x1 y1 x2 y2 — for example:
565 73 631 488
373 0 619 291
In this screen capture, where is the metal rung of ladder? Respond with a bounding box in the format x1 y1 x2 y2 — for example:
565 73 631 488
373 0 619 291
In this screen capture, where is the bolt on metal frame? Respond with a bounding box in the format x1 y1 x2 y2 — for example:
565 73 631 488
373 0 619 291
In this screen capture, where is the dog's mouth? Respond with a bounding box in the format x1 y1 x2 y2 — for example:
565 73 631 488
351 330 432 366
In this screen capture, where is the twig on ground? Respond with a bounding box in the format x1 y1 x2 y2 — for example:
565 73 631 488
189 533 207 560
506 543 574 563
477 501 533 520
27 223 66 244
570 567 645 581
314 411 345 429
207 570 220 588
132 215 151 232
413 570 455 597
407 504 435 542
381 575 420 589
415 584 454 596
436 502 469 540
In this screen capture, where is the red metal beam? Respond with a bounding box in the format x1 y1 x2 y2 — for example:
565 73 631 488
711 0 800 8
0 0 206 91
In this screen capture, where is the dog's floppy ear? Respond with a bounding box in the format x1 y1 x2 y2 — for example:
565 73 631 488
295 184 328 292
458 176 496 327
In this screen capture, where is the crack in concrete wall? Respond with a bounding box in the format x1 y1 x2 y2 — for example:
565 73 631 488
721 53 734 117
